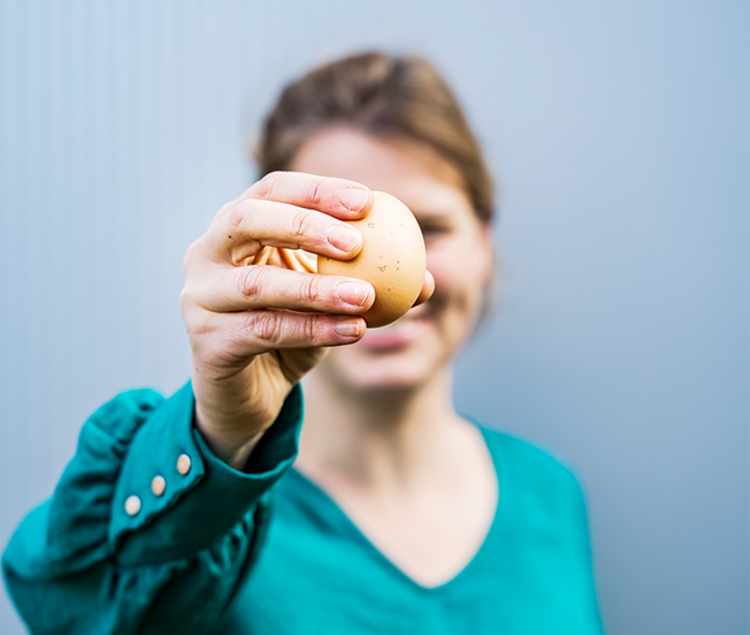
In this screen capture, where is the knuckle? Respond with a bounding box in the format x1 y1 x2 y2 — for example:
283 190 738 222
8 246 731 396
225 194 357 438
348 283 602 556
183 239 200 271
249 311 283 346
288 210 317 242
237 266 267 303
179 287 191 310
255 172 283 199
302 315 319 343
183 307 212 340
305 179 324 206
226 207 244 234
227 201 253 233
214 200 235 220
180 279 206 315
299 274 321 305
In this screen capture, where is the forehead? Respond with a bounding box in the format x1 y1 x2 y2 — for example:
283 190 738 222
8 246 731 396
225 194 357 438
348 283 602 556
289 127 471 220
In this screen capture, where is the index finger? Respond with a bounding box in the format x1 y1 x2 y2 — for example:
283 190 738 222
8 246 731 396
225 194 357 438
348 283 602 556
222 171 373 221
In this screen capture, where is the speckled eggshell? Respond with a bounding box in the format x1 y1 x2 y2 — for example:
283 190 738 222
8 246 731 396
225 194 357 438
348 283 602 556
318 191 426 328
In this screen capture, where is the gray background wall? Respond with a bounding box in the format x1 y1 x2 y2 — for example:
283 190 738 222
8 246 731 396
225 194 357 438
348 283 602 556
1 1 747 633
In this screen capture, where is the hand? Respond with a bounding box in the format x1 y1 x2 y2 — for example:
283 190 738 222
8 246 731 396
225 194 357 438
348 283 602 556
180 172 379 468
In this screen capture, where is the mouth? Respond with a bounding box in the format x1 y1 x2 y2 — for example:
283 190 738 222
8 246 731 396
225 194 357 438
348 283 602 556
359 308 429 351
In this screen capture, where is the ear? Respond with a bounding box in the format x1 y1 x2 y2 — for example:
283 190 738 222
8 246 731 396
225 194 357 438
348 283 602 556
475 224 495 286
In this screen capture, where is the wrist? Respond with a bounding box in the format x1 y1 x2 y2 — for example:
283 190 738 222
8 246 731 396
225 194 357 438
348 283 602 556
193 402 266 470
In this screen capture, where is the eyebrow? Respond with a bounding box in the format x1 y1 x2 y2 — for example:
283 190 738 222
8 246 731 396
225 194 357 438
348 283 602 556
412 208 454 222
413 214 456 233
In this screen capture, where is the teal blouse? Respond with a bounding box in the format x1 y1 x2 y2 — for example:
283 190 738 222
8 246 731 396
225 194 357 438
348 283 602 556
2 382 604 634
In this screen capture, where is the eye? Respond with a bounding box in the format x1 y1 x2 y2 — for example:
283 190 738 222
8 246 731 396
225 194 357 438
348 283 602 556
418 220 452 241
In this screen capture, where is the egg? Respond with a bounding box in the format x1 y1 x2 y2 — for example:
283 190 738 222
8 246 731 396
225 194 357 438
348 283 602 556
318 191 426 328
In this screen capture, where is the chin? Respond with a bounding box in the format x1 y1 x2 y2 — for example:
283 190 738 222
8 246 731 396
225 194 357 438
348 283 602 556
320 330 445 395
337 358 434 394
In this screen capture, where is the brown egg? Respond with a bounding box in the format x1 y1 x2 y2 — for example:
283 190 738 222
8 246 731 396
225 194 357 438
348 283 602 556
318 191 426 328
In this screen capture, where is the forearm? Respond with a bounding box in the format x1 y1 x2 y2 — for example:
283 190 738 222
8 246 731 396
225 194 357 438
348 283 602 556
2 382 304 634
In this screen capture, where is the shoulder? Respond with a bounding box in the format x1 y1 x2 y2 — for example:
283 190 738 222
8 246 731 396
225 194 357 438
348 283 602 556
476 425 591 541
477 424 584 501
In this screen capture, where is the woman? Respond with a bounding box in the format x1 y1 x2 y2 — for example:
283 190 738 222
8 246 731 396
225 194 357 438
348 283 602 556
3 52 604 634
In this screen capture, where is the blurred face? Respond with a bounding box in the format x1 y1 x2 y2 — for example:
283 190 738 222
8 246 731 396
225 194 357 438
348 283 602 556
290 127 493 394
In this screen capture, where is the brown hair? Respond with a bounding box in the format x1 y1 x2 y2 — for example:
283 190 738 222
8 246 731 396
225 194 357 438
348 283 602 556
256 52 495 224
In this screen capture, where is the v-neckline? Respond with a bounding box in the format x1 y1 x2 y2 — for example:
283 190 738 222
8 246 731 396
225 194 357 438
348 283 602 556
287 424 507 593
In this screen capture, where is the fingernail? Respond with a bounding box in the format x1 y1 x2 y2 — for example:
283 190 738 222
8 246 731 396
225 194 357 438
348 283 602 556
327 224 361 252
336 281 369 307
339 188 370 212
334 318 361 338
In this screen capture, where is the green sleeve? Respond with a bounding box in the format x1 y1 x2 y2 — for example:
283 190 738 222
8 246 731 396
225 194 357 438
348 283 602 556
1 381 303 634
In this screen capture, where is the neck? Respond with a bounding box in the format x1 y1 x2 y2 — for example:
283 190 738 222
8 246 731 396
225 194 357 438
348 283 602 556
297 367 463 488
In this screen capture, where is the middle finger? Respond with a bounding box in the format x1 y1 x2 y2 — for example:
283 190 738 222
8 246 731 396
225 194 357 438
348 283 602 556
205 199 364 265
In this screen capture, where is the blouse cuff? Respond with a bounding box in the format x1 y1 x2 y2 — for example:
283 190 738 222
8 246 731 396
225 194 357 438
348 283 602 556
110 382 303 566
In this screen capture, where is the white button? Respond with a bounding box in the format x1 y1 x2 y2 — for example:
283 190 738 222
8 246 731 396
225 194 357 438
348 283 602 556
125 495 141 516
177 453 191 475
151 475 166 497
